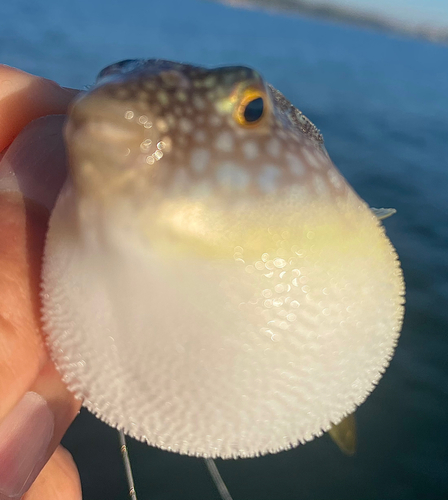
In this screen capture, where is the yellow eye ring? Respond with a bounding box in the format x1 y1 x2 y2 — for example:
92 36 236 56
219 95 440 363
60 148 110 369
234 88 266 127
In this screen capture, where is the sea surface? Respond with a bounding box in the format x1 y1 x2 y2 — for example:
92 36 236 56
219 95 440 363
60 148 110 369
1 0 447 499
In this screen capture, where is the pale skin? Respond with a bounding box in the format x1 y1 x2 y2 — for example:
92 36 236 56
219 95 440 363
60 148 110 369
0 65 82 499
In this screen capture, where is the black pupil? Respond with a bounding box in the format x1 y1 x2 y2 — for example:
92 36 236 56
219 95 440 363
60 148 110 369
244 97 264 123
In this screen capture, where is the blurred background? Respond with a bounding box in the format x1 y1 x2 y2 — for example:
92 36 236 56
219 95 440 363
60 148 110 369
1 0 447 498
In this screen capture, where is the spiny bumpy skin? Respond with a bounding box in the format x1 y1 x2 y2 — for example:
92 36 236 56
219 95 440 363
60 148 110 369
41 60 405 458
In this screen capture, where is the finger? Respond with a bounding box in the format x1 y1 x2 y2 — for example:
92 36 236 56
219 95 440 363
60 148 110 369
31 361 81 469
21 446 82 500
0 107 81 497
0 115 67 211
0 117 68 417
0 64 79 153
0 381 81 499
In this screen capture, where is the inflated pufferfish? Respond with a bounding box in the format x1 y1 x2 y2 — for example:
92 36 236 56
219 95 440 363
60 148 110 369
42 59 405 459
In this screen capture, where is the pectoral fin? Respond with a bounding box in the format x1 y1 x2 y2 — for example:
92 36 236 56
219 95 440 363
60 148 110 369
328 413 357 456
371 207 396 220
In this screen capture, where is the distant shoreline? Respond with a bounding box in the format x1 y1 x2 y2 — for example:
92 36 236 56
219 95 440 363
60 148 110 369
215 0 448 44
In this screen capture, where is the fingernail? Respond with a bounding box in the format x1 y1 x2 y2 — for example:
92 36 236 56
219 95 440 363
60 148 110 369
0 115 67 211
0 392 55 498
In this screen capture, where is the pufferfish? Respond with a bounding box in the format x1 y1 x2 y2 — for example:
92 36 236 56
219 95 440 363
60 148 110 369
41 59 405 459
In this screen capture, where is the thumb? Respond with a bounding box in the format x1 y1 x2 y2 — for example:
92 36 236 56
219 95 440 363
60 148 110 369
0 81 81 498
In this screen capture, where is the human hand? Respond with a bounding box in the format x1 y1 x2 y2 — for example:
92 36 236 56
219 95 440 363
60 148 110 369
0 65 82 500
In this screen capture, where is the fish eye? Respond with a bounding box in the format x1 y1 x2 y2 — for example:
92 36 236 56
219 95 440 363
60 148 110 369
234 88 266 127
244 97 264 122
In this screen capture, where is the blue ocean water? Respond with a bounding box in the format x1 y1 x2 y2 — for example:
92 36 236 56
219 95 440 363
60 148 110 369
1 0 447 499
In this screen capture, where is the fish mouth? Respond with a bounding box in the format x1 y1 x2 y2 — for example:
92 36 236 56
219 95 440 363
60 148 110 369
65 89 163 197
66 89 147 149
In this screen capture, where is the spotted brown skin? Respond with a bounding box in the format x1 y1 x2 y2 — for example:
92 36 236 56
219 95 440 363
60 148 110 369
67 59 346 205
42 60 405 459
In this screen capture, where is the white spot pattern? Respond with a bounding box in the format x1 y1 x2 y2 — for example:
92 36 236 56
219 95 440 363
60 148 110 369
286 152 305 177
215 131 234 153
242 141 259 161
216 161 250 191
258 165 280 193
179 118 193 133
191 148 210 174
267 138 281 158
302 148 322 169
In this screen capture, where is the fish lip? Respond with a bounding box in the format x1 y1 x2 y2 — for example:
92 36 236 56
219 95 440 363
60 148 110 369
66 87 147 143
63 91 150 198
66 114 142 146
